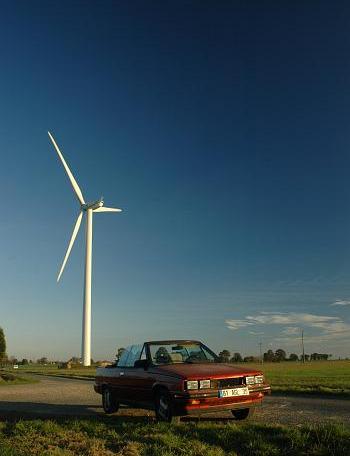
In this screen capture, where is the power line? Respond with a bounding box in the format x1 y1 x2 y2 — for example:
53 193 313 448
301 329 305 363
259 341 263 364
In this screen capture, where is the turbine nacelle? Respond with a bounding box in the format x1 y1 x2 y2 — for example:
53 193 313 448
82 198 104 211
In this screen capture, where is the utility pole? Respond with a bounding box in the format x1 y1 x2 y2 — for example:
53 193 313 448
259 341 263 364
301 330 305 363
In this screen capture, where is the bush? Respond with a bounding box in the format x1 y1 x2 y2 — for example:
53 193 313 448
0 373 16 382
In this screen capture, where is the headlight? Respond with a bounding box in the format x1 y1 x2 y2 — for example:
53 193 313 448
186 380 199 390
199 379 211 389
255 375 264 384
245 376 255 385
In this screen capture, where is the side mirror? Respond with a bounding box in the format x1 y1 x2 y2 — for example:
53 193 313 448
134 359 150 369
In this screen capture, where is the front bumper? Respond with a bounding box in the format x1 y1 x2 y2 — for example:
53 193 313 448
172 385 271 415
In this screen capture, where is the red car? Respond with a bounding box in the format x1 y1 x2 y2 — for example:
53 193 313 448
95 340 270 422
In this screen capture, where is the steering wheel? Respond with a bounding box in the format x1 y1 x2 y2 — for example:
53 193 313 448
184 354 201 362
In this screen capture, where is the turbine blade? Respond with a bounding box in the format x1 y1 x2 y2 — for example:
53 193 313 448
57 211 83 282
48 131 86 205
93 206 122 213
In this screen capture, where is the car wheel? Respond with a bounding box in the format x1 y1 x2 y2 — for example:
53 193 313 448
231 408 254 420
102 387 119 414
155 389 177 423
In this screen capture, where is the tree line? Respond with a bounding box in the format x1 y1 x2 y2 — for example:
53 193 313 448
218 349 332 363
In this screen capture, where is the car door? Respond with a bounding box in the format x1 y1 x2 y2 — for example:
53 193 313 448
116 344 144 404
126 345 155 405
109 346 132 401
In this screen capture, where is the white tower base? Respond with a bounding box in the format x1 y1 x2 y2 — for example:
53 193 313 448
82 208 93 366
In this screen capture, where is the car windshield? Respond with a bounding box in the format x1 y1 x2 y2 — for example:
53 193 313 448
148 342 217 365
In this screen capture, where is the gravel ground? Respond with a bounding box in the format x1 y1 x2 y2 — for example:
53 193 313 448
0 375 349 426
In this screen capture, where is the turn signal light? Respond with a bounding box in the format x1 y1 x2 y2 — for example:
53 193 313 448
186 380 198 390
199 379 211 389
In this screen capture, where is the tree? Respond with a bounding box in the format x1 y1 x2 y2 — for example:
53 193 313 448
70 356 81 364
37 357 48 364
218 350 231 363
231 352 243 363
289 353 298 361
263 349 275 362
0 327 6 363
310 353 329 361
116 347 125 361
21 359 29 365
275 349 287 362
244 356 259 363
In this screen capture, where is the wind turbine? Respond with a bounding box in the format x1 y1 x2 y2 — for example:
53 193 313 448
48 131 122 366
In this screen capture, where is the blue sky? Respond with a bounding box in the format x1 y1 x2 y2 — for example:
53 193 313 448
0 1 350 360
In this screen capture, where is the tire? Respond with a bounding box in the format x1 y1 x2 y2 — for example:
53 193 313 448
231 408 254 420
154 388 177 423
102 387 119 414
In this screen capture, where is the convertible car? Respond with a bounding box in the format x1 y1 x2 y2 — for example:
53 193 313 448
95 340 270 422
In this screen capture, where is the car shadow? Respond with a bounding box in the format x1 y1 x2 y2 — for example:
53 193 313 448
181 415 236 422
0 402 158 424
0 401 246 425
0 401 102 420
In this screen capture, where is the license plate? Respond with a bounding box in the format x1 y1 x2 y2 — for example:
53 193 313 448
219 387 249 398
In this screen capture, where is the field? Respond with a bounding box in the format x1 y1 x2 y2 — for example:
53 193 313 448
0 417 349 456
246 360 350 396
0 371 38 386
18 360 350 396
22 365 96 381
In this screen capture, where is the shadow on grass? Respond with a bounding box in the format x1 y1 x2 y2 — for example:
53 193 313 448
0 402 237 424
174 422 295 454
151 421 350 456
1 409 350 456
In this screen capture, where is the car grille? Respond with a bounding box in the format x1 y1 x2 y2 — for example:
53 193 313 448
217 377 244 389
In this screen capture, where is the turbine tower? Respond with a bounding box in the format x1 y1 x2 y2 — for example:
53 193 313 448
48 131 122 366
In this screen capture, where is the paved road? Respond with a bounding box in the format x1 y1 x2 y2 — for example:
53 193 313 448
0 375 349 425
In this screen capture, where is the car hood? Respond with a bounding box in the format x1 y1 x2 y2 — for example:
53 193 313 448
153 363 262 379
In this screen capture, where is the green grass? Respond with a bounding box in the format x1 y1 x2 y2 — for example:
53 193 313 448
19 365 96 380
0 417 348 456
0 372 38 386
245 360 350 397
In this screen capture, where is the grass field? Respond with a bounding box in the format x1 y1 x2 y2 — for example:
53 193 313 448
0 372 38 386
0 417 349 456
18 360 350 396
248 360 350 396
22 365 96 380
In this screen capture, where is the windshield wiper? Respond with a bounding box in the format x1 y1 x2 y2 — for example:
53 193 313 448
184 359 210 364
